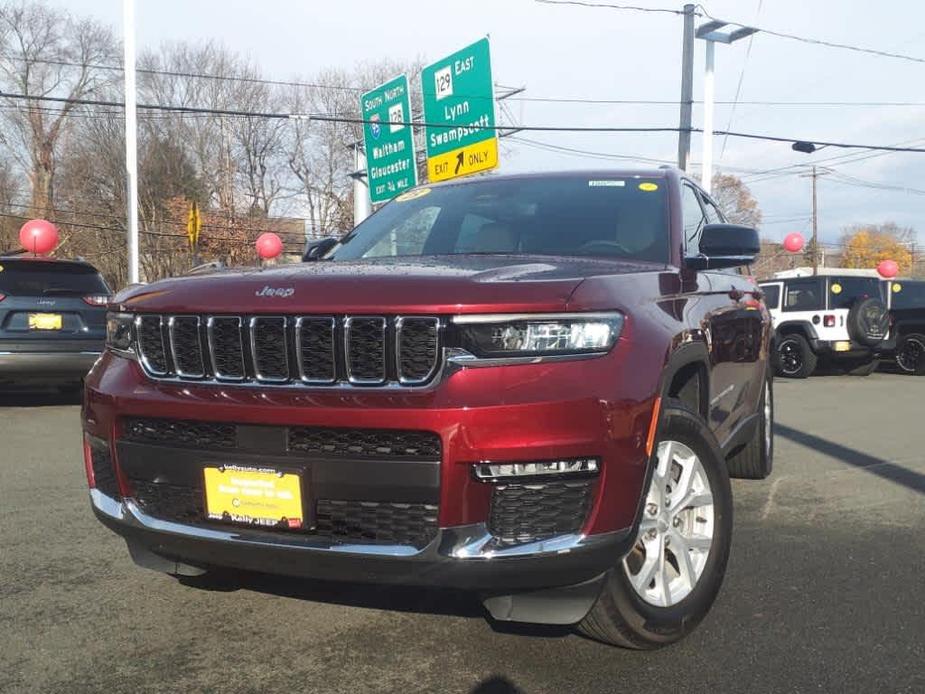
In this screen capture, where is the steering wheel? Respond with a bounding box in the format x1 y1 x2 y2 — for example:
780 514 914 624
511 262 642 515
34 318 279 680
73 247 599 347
574 240 633 256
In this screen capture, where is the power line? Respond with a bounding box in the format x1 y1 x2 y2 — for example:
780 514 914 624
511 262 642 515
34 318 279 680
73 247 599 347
537 0 925 65
720 0 762 160
3 88 925 154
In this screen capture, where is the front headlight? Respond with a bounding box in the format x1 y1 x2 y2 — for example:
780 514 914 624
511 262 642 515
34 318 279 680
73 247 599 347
452 312 624 358
106 312 135 354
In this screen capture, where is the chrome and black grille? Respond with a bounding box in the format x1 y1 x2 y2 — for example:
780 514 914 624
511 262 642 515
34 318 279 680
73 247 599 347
487 478 596 546
133 314 441 387
88 438 120 499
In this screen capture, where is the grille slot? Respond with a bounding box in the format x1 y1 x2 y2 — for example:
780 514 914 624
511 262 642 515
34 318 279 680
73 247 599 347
488 478 596 546
88 440 120 499
397 317 440 384
345 316 387 384
315 500 438 547
132 479 205 524
250 316 289 382
133 314 441 387
136 315 168 375
168 316 205 377
288 426 441 459
122 417 237 448
207 316 245 380
295 317 336 383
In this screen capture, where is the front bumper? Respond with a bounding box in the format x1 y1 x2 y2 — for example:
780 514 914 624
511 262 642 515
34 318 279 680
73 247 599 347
0 350 101 383
90 489 632 591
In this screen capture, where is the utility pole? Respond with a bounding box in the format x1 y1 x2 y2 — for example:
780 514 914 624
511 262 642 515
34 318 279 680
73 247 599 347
677 4 695 171
122 0 140 284
811 165 818 275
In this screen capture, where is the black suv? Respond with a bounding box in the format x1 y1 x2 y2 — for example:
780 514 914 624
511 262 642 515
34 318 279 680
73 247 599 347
0 256 110 390
884 278 925 375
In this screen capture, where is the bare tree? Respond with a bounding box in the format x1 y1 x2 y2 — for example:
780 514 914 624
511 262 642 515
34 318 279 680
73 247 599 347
0 1 118 216
712 173 763 228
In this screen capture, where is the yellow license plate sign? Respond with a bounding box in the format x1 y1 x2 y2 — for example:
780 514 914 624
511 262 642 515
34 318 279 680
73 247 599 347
203 466 303 529
28 313 62 330
833 341 852 352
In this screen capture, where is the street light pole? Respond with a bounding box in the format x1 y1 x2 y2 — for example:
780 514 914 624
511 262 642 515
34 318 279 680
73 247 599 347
123 0 140 284
695 19 758 195
701 40 715 193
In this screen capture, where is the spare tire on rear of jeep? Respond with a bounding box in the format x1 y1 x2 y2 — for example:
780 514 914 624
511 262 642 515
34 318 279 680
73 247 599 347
847 297 889 347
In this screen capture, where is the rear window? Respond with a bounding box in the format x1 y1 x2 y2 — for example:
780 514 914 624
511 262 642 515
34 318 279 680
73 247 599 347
784 278 823 312
827 277 884 309
0 261 109 297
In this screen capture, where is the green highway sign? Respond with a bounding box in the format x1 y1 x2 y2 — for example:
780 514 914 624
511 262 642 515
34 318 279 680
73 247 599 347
421 38 498 182
360 74 417 203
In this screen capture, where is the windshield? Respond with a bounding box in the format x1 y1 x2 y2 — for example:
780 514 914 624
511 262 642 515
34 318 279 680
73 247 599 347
329 175 670 263
0 261 109 296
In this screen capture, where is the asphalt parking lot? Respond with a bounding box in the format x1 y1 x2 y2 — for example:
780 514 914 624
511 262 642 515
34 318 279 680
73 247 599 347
1 374 923 694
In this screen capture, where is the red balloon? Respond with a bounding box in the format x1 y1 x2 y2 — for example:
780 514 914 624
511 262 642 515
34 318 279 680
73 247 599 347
877 259 898 278
255 232 283 260
19 219 59 255
782 232 805 253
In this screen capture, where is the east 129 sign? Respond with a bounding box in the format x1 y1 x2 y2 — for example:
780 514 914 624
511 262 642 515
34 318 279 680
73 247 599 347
421 38 498 182
360 74 417 203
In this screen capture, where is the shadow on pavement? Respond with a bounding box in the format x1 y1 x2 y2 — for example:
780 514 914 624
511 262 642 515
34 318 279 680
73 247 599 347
775 423 925 494
471 676 525 694
0 389 82 408
180 569 486 619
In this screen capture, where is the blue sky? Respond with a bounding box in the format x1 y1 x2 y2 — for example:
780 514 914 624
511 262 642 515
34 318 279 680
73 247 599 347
55 0 925 245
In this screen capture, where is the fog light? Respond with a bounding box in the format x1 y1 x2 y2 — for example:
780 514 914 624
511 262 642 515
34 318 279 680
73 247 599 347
473 457 599 481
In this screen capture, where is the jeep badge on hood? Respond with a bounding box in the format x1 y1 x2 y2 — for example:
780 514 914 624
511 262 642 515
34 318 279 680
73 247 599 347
255 286 295 298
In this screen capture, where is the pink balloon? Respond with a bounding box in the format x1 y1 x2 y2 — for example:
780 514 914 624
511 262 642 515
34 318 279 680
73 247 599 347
877 259 898 278
782 232 805 253
19 219 59 255
255 232 283 260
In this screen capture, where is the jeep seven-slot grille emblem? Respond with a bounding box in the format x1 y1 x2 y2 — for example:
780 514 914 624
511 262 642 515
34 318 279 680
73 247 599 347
135 314 440 387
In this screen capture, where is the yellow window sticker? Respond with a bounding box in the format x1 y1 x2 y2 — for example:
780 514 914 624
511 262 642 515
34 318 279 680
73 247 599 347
395 187 431 202
892 282 902 293
0 264 4 272
831 283 842 294
638 182 659 192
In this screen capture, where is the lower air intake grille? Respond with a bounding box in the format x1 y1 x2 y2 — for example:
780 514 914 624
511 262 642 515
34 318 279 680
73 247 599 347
89 441 120 499
488 478 596 546
314 500 438 548
288 427 441 459
132 479 205 524
122 417 236 449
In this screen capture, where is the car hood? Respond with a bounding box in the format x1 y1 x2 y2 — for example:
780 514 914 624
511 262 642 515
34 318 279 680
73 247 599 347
113 255 663 315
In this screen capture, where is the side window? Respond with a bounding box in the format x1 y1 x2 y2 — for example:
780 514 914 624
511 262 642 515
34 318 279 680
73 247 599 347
681 185 706 253
701 197 723 224
761 284 781 309
783 279 823 312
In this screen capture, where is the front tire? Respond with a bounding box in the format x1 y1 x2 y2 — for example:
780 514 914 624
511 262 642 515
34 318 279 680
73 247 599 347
774 333 817 378
578 400 733 649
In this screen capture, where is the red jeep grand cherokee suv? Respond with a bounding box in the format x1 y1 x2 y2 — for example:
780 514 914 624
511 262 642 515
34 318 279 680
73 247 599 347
84 170 773 648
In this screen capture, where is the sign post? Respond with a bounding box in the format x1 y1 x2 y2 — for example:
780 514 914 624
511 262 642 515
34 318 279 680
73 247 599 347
360 75 417 204
422 38 498 182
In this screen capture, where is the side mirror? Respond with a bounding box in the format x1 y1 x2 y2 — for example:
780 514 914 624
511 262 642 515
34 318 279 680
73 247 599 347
302 237 338 262
685 223 760 270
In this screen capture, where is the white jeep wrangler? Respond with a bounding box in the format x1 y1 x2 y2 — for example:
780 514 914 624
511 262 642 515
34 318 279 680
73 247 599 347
760 268 890 378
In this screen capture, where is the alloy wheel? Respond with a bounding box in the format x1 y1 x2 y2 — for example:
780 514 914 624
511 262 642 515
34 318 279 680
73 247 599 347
778 339 803 376
623 440 715 607
896 337 925 373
